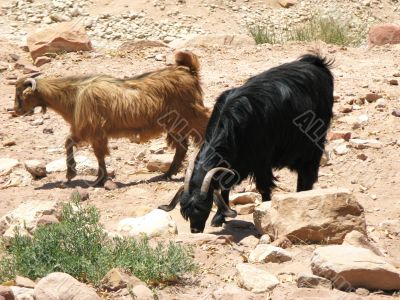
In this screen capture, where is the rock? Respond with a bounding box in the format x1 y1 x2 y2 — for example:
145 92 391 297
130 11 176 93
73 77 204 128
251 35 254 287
339 105 352 113
24 160 46 178
379 219 400 236
2 169 32 188
349 138 382 149
46 155 98 175
3 140 16 147
249 244 292 263
389 79 398 85
104 179 118 191
356 153 368 161
278 0 297 8
355 288 370 296
73 188 89 201
0 286 14 300
235 203 256 215
230 192 261 205
212 284 255 300
271 236 293 249
130 285 153 300
34 56 51 67
169 34 256 48
327 131 351 142
364 93 382 103
34 272 100 300
37 215 59 226
236 263 279 293
117 209 177 238
368 24 400 45
259 234 272 244
392 109 400 117
0 201 59 237
9 286 32 300
175 233 233 245
239 235 259 248
22 65 40 74
101 268 144 291
155 53 165 61
27 22 92 60
0 158 19 176
15 276 35 289
343 230 383 256
311 245 400 291
296 274 332 289
253 188 366 244
31 117 44 126
333 143 349 155
146 155 172 173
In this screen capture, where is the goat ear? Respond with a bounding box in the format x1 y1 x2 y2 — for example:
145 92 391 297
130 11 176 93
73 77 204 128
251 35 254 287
213 192 237 218
158 186 184 212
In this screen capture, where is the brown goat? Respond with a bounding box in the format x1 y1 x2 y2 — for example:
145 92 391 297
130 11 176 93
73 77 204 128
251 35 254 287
14 51 209 189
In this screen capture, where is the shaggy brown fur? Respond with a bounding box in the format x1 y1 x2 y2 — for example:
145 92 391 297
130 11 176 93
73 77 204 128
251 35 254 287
14 51 209 187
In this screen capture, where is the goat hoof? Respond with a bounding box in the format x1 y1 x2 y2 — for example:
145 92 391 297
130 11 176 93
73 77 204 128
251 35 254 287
66 169 77 181
104 179 118 190
211 214 226 227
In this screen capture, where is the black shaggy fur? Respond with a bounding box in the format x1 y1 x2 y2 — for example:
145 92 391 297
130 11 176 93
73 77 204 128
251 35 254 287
179 54 334 233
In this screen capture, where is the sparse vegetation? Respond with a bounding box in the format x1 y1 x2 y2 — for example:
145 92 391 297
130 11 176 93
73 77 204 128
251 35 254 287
249 15 368 46
0 197 196 286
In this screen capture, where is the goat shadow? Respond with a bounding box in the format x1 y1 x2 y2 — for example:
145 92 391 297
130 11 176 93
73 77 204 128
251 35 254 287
209 219 260 243
34 174 183 190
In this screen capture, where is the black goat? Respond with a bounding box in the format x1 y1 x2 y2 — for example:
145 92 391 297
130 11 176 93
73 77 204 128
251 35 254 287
159 54 334 233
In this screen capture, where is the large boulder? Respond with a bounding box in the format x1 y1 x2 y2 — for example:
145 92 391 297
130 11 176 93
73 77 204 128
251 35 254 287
235 263 279 293
34 272 100 300
311 245 400 291
368 24 400 46
253 188 366 244
169 34 255 49
27 22 92 60
117 209 177 238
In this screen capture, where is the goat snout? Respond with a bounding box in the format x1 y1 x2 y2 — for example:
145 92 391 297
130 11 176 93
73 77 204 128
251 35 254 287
190 228 203 234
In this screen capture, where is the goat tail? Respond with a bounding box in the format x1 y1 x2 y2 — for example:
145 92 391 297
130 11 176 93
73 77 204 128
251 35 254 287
175 51 200 77
299 53 335 70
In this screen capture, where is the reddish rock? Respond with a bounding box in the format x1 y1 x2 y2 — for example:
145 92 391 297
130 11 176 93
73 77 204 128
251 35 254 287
278 0 297 8
389 79 399 85
339 105 352 113
364 93 382 103
327 131 351 141
369 24 400 46
392 109 400 117
0 286 14 300
27 22 92 60
34 56 51 67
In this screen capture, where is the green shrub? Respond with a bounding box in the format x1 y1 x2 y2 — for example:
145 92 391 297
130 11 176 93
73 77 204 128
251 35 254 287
0 199 196 286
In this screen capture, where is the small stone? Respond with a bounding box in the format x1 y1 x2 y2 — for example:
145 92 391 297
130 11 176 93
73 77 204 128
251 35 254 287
356 153 368 161
34 56 51 67
259 234 272 244
0 158 19 176
130 285 153 300
43 127 54 134
15 276 35 289
333 143 349 155
339 105 352 113
230 192 261 205
364 93 382 103
9 54 20 61
327 131 351 141
355 288 370 296
74 188 89 201
249 244 292 263
101 268 144 291
235 203 255 215
24 160 46 178
389 79 398 85
104 179 118 190
0 286 14 300
271 236 293 249
31 118 44 126
155 53 165 61
392 109 400 117
278 0 297 8
239 235 259 248
3 140 16 147
296 274 332 289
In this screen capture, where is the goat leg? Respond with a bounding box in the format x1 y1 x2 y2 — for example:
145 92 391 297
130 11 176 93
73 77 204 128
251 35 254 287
92 139 113 188
164 134 188 178
65 135 78 181
211 189 230 227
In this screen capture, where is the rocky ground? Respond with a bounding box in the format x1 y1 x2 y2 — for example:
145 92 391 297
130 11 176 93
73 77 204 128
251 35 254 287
1 0 400 299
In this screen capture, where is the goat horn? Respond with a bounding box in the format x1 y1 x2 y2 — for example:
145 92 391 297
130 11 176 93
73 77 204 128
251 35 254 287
200 167 235 194
24 78 37 92
158 186 184 212
184 157 196 193
213 192 237 218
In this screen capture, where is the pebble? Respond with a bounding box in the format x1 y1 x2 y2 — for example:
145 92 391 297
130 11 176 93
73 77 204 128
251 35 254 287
392 109 400 117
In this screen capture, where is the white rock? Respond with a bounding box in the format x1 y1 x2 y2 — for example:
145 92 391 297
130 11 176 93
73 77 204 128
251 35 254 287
249 244 292 263
236 263 279 293
34 272 100 300
146 154 172 173
296 273 332 289
0 201 59 237
333 142 349 155
2 169 32 188
0 158 19 176
311 245 400 291
253 188 366 244
46 155 98 175
117 209 177 238
24 160 46 178
212 284 255 300
259 234 272 244
349 138 382 149
10 286 34 300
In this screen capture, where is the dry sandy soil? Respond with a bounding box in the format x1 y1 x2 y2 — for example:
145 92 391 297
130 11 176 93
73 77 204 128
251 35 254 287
0 0 400 299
